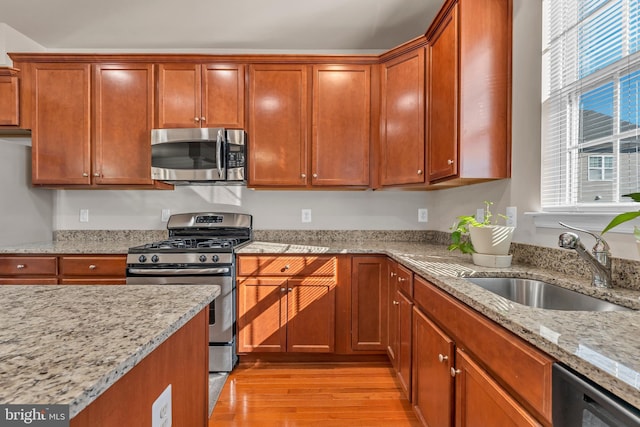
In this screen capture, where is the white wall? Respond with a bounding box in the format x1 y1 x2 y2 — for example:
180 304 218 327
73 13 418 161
0 23 45 65
54 187 431 230
0 145 54 245
0 24 52 245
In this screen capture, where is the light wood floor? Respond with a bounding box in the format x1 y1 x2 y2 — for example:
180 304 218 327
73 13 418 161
209 360 422 427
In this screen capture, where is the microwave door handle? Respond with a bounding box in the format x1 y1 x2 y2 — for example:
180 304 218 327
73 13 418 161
216 130 224 178
127 268 231 275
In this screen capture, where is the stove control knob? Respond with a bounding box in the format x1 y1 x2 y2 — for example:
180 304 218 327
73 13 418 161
138 255 147 263
151 255 159 263
199 255 207 263
212 255 219 263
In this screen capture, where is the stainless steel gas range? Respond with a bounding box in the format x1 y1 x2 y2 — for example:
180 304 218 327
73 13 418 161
126 212 252 372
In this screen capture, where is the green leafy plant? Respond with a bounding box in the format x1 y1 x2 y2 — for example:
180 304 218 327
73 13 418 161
601 193 640 239
448 201 506 254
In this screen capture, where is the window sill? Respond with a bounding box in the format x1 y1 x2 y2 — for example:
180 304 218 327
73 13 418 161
525 211 637 233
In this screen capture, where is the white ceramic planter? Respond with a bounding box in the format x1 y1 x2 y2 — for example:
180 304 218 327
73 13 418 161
468 225 515 255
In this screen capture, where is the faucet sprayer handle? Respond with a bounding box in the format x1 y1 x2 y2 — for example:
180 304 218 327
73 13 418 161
558 222 610 252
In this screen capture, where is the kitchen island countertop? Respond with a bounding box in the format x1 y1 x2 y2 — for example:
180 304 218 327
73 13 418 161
0 284 220 418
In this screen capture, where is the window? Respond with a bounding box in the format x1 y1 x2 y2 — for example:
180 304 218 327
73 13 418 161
542 0 640 209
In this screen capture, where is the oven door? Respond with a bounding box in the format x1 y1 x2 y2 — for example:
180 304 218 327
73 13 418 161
126 270 234 344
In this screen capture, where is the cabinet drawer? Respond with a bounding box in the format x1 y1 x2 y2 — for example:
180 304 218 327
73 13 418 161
237 256 337 277
413 275 553 425
396 263 413 296
59 256 126 277
0 256 57 276
0 278 58 285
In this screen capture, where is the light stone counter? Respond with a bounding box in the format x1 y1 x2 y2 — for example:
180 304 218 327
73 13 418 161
0 284 220 418
238 240 640 410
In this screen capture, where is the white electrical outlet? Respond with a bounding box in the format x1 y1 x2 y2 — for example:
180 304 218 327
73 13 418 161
418 208 428 222
505 206 517 227
152 384 172 427
79 209 89 223
475 208 484 223
301 209 312 223
161 209 171 222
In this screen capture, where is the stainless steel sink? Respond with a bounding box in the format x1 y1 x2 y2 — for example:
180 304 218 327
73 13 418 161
465 277 633 311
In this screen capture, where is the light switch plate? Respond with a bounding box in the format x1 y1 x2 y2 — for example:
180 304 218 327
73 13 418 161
161 209 171 222
505 206 517 227
418 208 428 222
79 209 89 223
152 384 172 427
301 209 312 223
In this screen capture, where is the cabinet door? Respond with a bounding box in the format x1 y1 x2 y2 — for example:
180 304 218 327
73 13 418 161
31 63 91 185
454 349 542 427
350 256 387 351
93 64 154 185
157 63 202 128
248 64 309 187
380 48 425 186
312 65 370 186
387 261 399 368
397 290 413 400
413 307 455 427
0 68 19 126
427 4 459 182
202 64 245 128
287 280 335 353
237 278 287 353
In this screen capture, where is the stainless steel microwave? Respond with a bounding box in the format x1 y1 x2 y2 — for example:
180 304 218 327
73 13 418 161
151 128 246 185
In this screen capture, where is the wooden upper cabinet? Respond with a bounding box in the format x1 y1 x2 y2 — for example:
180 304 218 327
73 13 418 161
157 63 245 129
426 0 512 186
31 63 92 185
312 65 370 186
93 63 154 185
248 64 309 187
0 68 19 126
380 48 426 186
427 4 459 183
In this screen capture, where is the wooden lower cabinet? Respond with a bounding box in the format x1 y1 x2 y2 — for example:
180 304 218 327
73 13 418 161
454 349 542 426
0 255 57 284
237 277 336 353
397 289 413 399
412 306 455 427
410 274 553 426
350 256 387 351
59 255 126 285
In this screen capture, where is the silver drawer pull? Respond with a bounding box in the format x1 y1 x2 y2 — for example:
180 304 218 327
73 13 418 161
438 354 448 363
451 367 461 377
89 265 97 270
16 264 25 269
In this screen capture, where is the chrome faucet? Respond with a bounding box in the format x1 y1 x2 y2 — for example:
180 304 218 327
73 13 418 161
557 222 612 288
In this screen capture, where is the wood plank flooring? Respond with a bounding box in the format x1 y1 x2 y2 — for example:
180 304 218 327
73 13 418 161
209 361 422 427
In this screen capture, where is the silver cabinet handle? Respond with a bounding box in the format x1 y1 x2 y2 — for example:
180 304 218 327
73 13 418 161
281 287 286 292
390 272 396 277
82 172 89 177
301 173 306 178
194 117 200 122
201 117 206 122
288 288 293 292
93 172 100 177
284 265 290 270
398 277 406 282
313 173 318 178
448 159 454 165
393 300 400 305
16 264 25 269
89 264 97 270
451 367 461 377
438 354 448 363
417 169 423 175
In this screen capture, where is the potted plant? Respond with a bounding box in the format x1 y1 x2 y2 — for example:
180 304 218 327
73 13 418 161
449 201 515 267
601 192 640 255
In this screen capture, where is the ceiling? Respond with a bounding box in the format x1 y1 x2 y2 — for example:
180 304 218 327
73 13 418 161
0 0 443 52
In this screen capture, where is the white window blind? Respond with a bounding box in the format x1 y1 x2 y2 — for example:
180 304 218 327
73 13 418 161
542 0 640 209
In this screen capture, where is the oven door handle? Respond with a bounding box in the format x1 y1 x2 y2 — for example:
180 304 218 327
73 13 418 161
127 267 231 275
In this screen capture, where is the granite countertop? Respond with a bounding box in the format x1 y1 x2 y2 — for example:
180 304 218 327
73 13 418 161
0 284 220 418
2 236 639 409
237 240 640 409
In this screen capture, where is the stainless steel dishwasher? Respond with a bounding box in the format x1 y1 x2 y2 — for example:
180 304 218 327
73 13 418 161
553 363 640 426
